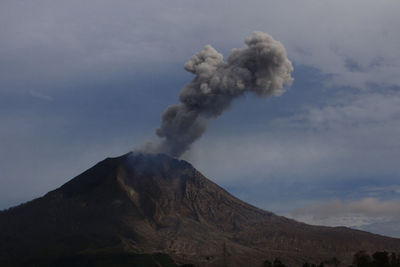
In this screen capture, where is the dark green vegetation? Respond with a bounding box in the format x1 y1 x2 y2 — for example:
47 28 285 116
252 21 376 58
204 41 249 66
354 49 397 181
2 252 179 267
1 152 400 266
263 258 288 267
351 251 400 267
261 251 400 267
263 257 334 267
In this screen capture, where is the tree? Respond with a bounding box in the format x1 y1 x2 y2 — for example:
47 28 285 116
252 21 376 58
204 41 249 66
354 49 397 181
390 252 400 267
353 251 371 267
273 258 287 267
263 260 273 267
390 252 397 267
324 257 340 267
372 251 389 267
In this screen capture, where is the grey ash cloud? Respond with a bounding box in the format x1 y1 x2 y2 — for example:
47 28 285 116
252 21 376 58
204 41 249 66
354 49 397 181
151 32 293 157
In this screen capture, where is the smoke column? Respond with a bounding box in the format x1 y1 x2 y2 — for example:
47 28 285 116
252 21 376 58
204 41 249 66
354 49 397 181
153 31 293 157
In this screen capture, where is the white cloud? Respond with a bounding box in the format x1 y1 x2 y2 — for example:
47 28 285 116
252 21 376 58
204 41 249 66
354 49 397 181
187 90 400 183
293 198 400 219
29 90 53 101
290 197 400 237
1 0 400 91
185 89 400 237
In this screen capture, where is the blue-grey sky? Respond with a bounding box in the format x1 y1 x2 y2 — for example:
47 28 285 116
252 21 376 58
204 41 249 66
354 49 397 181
2 0 400 237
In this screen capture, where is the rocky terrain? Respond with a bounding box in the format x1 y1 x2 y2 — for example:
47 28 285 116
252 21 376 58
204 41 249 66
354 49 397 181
1 152 400 266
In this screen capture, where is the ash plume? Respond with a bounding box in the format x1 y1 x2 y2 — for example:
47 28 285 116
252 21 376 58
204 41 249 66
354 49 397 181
151 31 293 157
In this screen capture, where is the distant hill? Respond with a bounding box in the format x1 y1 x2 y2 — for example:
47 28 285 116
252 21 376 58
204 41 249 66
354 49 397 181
1 152 400 266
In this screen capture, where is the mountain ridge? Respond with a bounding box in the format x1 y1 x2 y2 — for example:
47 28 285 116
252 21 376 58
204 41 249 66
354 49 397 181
1 152 400 266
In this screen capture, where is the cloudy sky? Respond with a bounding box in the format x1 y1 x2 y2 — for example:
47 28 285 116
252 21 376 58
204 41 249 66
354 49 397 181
2 0 400 237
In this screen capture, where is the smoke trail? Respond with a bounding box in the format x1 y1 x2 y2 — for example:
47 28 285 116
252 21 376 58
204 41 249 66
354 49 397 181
154 31 293 157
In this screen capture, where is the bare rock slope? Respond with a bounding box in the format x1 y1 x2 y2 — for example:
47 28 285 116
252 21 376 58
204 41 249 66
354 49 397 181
1 152 400 266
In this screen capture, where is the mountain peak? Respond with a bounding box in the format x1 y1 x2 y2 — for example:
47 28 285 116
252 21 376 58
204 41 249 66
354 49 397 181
115 152 269 227
56 152 192 197
2 152 400 266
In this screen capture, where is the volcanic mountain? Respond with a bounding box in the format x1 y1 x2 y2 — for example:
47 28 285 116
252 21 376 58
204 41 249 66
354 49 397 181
1 152 400 266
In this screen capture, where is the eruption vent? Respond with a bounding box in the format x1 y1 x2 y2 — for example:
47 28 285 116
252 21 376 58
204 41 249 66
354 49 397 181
153 31 293 157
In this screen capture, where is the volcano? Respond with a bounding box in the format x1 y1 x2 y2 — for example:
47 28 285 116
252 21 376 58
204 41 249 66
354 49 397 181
1 152 400 266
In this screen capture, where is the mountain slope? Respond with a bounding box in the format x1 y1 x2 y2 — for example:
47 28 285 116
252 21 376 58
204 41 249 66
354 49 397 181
1 152 400 266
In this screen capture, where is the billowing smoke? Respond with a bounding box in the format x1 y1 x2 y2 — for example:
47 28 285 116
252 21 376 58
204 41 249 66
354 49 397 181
152 31 293 157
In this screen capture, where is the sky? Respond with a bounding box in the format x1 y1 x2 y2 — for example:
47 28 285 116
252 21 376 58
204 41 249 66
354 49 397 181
1 0 400 237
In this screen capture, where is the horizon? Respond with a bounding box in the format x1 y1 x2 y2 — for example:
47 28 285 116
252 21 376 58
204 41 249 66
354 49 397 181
1 0 400 239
